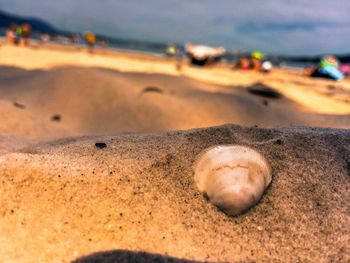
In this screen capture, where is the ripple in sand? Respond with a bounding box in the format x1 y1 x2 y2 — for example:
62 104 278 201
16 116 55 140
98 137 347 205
142 86 163 94
13 102 26 109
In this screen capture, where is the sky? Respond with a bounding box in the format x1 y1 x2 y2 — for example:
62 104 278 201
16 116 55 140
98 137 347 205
0 0 349 55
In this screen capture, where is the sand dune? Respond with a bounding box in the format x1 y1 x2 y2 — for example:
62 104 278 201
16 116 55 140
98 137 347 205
0 125 349 262
0 66 349 141
1 45 350 115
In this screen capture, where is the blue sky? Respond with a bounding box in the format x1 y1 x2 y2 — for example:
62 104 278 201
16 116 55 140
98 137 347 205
0 0 349 55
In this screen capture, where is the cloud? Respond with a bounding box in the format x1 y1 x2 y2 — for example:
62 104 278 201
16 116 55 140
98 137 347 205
237 21 342 33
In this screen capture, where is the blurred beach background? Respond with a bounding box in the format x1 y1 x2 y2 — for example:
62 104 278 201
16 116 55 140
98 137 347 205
0 1 349 262
1 0 350 66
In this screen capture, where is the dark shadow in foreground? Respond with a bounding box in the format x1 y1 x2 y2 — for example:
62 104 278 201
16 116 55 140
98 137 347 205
72 249 207 263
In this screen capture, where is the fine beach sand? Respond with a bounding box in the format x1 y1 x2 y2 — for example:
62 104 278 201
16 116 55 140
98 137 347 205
0 44 349 262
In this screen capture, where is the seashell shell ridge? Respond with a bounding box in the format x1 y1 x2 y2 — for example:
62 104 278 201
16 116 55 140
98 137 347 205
194 145 271 216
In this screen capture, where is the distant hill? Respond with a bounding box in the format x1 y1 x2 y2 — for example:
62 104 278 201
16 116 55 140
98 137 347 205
0 10 59 34
0 9 166 53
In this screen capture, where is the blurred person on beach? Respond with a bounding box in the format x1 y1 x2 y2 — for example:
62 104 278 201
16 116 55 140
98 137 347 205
235 52 272 73
21 23 31 46
165 44 178 57
235 56 251 70
165 44 183 72
340 64 350 77
84 31 96 53
15 25 23 44
306 56 344 81
250 51 264 71
175 46 184 72
6 23 17 45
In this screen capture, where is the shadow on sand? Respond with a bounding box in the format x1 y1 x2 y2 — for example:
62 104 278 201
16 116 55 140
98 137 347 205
72 249 206 263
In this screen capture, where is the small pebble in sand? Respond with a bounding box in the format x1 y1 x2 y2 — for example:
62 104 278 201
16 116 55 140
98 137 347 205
95 142 107 149
51 114 61 122
276 139 283 145
13 102 26 109
194 145 272 216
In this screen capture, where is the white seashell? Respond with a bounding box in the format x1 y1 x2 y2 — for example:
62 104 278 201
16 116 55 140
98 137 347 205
194 145 271 216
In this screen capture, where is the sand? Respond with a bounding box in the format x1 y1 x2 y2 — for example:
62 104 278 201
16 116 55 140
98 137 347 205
0 43 349 262
1 125 349 262
0 65 349 140
0 44 350 115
